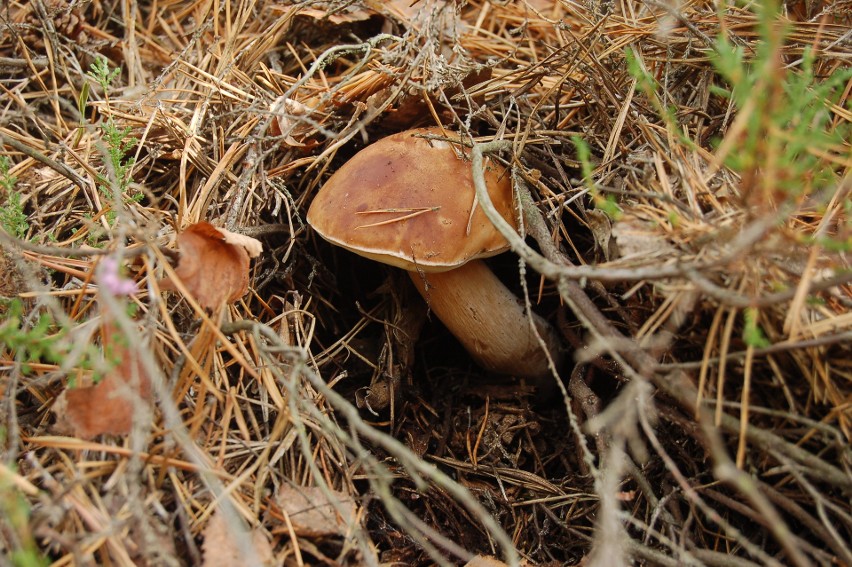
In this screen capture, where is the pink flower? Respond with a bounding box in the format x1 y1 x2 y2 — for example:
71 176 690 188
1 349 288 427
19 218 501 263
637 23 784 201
98 256 137 296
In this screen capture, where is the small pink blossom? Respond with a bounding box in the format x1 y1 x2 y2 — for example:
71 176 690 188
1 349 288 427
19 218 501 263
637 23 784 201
98 256 137 296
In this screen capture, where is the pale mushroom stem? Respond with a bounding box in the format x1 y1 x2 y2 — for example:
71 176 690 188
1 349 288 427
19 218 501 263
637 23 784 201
408 259 564 381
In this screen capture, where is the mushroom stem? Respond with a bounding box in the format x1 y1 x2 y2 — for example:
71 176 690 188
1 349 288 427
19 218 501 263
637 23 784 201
408 260 563 381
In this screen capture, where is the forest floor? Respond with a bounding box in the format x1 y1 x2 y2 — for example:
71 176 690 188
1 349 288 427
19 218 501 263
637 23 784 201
1 1 851 566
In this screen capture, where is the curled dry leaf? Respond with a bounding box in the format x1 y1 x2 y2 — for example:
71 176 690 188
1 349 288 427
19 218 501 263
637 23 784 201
585 209 616 262
267 95 320 148
272 484 357 539
201 510 274 567
464 556 510 567
34 166 61 181
218 226 263 258
611 215 674 261
295 6 376 25
464 556 536 567
159 222 262 311
53 298 152 439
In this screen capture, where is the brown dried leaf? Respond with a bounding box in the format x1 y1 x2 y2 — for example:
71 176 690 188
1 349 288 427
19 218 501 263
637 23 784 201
464 556 510 567
464 556 535 567
201 510 274 567
524 0 566 13
160 222 261 311
585 209 615 262
218 226 264 258
611 215 674 261
296 6 376 25
53 318 152 439
266 95 325 150
34 166 61 181
274 484 357 538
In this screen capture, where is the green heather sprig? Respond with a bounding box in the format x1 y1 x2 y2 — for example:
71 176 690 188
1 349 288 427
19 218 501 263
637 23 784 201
0 156 28 239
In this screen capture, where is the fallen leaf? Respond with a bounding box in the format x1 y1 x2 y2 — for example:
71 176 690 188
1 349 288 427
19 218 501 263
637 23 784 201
464 555 534 567
382 0 427 23
159 222 262 311
218 226 264 258
464 556 510 567
272 484 357 538
53 300 152 439
585 208 615 261
616 490 637 501
611 215 674 261
524 0 565 14
267 95 315 147
296 6 376 25
201 510 274 567
34 166 61 181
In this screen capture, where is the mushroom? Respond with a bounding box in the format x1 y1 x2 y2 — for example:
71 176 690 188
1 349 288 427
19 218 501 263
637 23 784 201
306 127 563 381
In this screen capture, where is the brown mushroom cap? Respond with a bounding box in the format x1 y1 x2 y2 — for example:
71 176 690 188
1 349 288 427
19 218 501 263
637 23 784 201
306 127 517 272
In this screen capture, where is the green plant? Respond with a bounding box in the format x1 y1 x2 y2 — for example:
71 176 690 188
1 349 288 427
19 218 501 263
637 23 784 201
0 156 29 239
0 155 16 192
0 297 131 385
87 56 121 100
0 300 67 372
571 135 622 220
74 73 91 147
743 307 771 348
99 117 137 200
84 57 141 211
0 450 49 567
625 47 695 150
69 212 107 248
0 192 29 240
709 3 852 203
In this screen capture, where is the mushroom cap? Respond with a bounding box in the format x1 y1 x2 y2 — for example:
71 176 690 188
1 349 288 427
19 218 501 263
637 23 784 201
306 128 518 272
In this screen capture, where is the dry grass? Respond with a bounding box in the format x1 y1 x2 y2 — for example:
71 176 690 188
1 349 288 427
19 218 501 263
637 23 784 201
1 0 851 565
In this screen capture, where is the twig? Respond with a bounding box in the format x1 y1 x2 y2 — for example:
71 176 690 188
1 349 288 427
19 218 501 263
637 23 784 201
659 330 852 369
471 138 852 493
470 137 852 565
0 133 89 190
225 34 400 230
687 268 852 308
703 417 813 567
0 229 156 258
243 320 521 567
0 56 49 69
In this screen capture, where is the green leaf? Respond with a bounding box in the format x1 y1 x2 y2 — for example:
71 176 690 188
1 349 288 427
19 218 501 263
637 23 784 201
743 308 771 349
